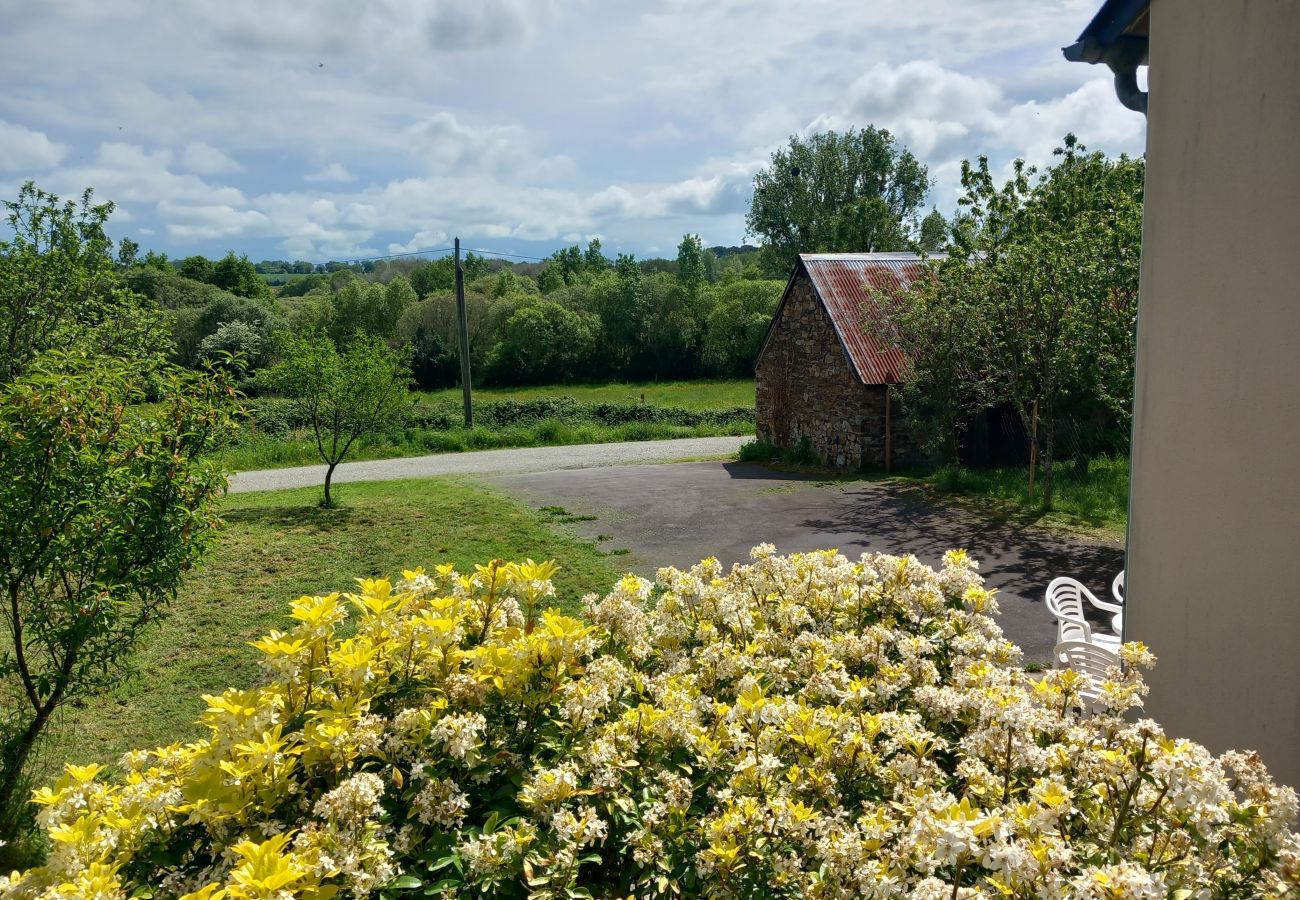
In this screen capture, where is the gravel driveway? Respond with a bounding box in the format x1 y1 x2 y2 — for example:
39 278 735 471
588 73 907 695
226 436 749 493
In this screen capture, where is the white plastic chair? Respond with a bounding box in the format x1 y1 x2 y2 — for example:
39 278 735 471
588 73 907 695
1107 571 1126 634
1045 577 1120 664
1054 640 1122 714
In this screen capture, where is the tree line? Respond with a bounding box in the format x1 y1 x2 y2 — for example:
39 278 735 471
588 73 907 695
116 235 787 390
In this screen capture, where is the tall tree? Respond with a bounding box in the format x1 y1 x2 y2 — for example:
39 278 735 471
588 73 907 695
746 127 931 274
956 136 1144 506
676 233 706 301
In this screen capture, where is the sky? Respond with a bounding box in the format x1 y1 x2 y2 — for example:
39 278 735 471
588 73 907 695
0 0 1147 264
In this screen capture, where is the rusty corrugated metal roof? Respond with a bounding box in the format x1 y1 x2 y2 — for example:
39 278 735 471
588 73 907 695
800 252 942 386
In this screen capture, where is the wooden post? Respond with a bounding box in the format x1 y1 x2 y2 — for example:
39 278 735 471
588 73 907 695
884 386 892 472
454 237 473 429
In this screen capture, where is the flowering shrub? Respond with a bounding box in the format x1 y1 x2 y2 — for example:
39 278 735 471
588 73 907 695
5 547 1299 898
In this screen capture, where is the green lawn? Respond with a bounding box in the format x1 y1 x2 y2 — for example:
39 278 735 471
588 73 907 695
919 455 1130 537
414 379 755 412
41 478 622 776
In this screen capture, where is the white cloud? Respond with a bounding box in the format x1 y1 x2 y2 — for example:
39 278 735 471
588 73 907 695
407 111 574 181
0 119 66 171
179 142 243 174
0 0 1143 258
304 163 356 183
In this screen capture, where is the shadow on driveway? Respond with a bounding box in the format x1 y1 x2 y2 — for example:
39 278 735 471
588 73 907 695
490 461 1124 664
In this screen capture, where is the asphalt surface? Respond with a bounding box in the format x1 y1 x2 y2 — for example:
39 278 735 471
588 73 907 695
226 436 750 493
489 461 1125 665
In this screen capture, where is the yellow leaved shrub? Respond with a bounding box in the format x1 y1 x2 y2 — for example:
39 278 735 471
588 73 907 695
5 547 1299 899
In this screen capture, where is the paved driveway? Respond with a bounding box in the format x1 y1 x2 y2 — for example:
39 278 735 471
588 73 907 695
490 461 1125 664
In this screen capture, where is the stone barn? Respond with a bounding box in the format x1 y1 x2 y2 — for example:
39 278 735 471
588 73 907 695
755 252 935 470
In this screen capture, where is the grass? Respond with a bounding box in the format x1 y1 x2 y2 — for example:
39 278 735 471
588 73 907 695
919 455 1130 537
40 478 622 777
414 379 755 412
223 418 752 471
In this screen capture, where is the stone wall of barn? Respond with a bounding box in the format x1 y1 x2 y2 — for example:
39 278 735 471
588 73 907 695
755 272 919 470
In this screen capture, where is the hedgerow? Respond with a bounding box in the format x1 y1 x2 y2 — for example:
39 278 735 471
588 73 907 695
240 397 753 443
6 548 1298 898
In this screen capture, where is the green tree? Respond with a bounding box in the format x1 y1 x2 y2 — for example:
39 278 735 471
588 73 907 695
746 127 931 274
537 265 564 294
702 279 784 376
262 331 412 507
178 254 215 283
115 236 139 269
211 251 271 299
0 183 168 386
486 299 599 384
881 255 995 466
584 238 608 271
955 136 1143 505
676 233 706 301
917 208 949 252
410 257 455 297
0 354 236 838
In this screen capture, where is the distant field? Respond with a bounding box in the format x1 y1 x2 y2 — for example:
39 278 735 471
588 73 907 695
416 379 755 412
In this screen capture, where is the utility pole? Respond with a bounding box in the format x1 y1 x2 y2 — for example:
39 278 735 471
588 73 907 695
454 237 473 428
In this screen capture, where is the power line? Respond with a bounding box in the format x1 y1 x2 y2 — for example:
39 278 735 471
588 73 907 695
462 247 549 262
328 245 456 265
321 244 551 267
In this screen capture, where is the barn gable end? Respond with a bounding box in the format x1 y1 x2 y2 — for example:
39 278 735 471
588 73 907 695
755 253 933 470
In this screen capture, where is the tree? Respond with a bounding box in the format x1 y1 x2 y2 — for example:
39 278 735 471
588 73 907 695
115 236 139 269
211 251 271 299
410 257 455 297
0 353 236 835
702 279 783 376
881 255 995 467
262 331 412 507
197 320 270 375
486 299 599 384
0 182 168 386
917 208 949 252
746 127 931 274
329 276 416 345
584 238 608 271
178 254 215 283
676 233 706 302
954 137 1143 506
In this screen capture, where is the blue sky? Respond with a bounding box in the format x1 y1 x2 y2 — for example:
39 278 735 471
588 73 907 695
0 0 1146 263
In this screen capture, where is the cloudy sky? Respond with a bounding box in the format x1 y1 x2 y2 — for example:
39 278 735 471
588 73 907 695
0 0 1146 263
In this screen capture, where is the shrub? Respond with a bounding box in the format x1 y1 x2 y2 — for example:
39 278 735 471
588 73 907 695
7 549 1299 897
737 437 781 462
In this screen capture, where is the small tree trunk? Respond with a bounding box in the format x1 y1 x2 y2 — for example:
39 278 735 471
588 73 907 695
1027 399 1039 495
323 462 338 508
1042 415 1056 510
0 703 55 826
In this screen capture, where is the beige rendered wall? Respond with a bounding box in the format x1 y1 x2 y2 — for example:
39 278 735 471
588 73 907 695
1129 0 1300 785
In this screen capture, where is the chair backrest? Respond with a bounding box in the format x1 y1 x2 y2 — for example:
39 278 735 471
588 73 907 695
1112 570 1125 607
1045 577 1091 623
1054 640 1121 713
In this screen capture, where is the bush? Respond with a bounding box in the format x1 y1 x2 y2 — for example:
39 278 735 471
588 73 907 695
737 437 781 462
8 549 1299 897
